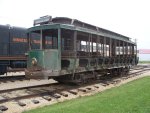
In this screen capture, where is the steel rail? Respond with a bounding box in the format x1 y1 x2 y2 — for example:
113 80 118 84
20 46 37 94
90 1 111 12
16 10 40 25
0 67 149 105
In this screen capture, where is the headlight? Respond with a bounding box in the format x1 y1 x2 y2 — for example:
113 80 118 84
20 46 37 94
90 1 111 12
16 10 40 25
32 57 37 66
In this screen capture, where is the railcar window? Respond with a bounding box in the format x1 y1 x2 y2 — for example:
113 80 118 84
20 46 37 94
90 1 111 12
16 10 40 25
134 46 136 54
93 43 96 52
30 32 40 49
61 29 74 51
97 43 102 55
30 29 58 50
81 41 87 52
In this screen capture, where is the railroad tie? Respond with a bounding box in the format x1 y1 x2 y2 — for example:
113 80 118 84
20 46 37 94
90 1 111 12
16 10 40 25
51 94 61 99
19 79 24 81
78 88 87 92
109 81 115 84
2 81 7 83
100 83 107 86
86 87 92 90
68 90 78 95
42 96 52 101
94 86 99 88
18 101 26 107
0 105 8 111
10 80 15 82
59 92 68 97
32 100 40 104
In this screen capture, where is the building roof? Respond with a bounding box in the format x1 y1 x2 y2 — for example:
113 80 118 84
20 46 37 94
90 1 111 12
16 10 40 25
139 49 150 54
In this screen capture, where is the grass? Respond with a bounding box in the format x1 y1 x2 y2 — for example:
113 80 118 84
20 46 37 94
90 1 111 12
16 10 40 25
24 76 150 113
139 61 150 64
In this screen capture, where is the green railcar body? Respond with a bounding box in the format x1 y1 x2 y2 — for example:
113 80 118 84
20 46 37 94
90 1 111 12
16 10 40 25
25 16 138 80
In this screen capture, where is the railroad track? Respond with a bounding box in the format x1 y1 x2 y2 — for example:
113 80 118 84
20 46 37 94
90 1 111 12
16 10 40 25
0 66 149 113
130 65 149 70
0 67 150 112
0 75 26 84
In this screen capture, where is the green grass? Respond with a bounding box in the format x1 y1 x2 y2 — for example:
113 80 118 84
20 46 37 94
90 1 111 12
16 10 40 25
139 61 150 64
24 76 150 113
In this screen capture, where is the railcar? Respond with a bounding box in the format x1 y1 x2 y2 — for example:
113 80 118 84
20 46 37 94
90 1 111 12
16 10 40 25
25 16 138 83
0 25 27 74
0 25 43 75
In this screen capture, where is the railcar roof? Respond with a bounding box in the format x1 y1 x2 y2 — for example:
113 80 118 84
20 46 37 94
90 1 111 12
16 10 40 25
28 17 136 44
52 17 130 40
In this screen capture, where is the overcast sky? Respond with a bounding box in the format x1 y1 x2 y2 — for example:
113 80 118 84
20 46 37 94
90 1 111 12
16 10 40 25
0 0 149 49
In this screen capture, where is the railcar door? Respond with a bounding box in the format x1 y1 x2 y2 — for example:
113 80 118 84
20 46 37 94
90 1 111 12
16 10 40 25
25 28 61 79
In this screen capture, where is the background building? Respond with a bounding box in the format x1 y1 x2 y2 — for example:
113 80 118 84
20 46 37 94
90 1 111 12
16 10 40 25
139 49 150 61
